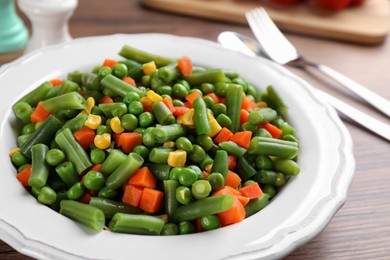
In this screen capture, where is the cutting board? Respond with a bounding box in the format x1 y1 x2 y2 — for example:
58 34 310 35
141 0 390 45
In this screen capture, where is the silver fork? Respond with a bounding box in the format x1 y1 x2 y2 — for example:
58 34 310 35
245 7 390 118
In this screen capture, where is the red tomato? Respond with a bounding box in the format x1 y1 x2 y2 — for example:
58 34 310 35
350 0 366 6
271 0 305 4
313 0 352 11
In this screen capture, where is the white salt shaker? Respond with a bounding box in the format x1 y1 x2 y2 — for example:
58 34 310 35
18 0 78 53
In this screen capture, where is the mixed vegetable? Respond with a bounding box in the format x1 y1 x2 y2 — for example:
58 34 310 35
10 44 300 235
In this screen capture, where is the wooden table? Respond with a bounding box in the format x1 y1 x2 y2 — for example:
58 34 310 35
1 0 389 259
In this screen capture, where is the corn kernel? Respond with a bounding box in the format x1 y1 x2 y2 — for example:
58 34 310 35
9 147 21 157
85 114 102 130
85 97 95 114
140 96 153 107
206 111 222 137
94 133 111 149
205 163 213 173
181 108 194 127
163 141 176 148
256 101 268 108
167 150 187 168
110 116 125 134
147 90 163 103
142 61 157 75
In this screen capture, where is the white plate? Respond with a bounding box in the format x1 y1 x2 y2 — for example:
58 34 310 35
0 34 355 260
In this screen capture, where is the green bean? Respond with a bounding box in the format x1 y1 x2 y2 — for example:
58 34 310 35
188 144 205 163
81 72 100 90
186 165 203 180
28 144 49 188
248 137 299 159
21 115 63 158
41 92 86 114
200 215 220 231
118 44 174 67
45 148 65 166
261 184 276 198
210 150 228 180
274 173 287 187
105 153 144 190
226 84 243 133
235 157 257 181
273 158 300 176
62 114 87 132
219 141 247 158
193 96 211 135
101 74 145 97
161 223 179 236
15 81 52 107
245 194 270 218
18 134 33 146
196 135 213 151
163 180 180 221
146 163 171 181
47 173 66 192
173 194 234 223
13 102 33 122
262 86 288 118
84 171 105 191
109 213 165 235
199 154 214 170
67 182 86 200
119 59 143 81
55 161 80 188
50 190 68 212
89 197 141 218
183 69 226 86
152 101 174 125
99 149 127 176
38 186 57 205
98 186 118 199
191 180 212 200
248 107 277 125
176 186 193 204
152 124 187 143
255 155 273 170
158 62 179 83
67 71 83 85
55 128 92 175
148 147 174 164
60 200 105 231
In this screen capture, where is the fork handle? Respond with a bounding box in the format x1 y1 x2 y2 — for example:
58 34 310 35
310 63 390 118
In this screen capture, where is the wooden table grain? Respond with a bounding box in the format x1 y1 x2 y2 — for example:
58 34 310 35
1 1 389 259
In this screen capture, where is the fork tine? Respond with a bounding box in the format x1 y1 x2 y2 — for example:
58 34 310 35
245 7 298 65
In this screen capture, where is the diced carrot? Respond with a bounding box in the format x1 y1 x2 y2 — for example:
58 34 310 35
143 105 153 113
30 102 51 123
205 93 219 104
49 79 63 87
177 56 193 76
239 182 264 199
230 131 252 149
78 192 92 204
194 218 205 233
225 170 242 189
16 165 32 187
113 133 122 148
122 76 136 86
185 91 201 105
241 96 257 111
128 166 156 189
73 126 96 150
139 188 164 213
203 171 210 180
217 196 246 226
213 186 241 197
213 127 233 144
173 106 190 117
87 189 99 196
91 164 102 172
218 97 226 104
118 132 143 154
240 109 249 125
227 155 237 170
237 195 250 207
162 97 176 113
184 101 193 108
263 122 283 139
98 95 114 104
122 184 144 207
102 58 118 68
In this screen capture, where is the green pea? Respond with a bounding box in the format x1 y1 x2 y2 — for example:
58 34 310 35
212 103 226 117
176 186 193 204
141 75 151 87
175 137 193 152
177 168 198 186
98 186 118 199
156 85 172 96
90 149 106 164
123 92 140 105
111 102 128 118
45 148 65 166
191 180 212 200
200 215 220 231
178 221 195 234
172 99 184 107
261 184 276 198
186 165 203 180
21 123 36 135
200 83 214 95
98 66 112 78
139 112 155 128
274 173 287 187
172 83 189 98
216 114 232 128
203 96 215 108
188 145 206 163
214 82 228 97
169 167 182 180
84 171 105 191
112 63 128 78
241 122 257 133
132 145 150 160
67 182 86 200
128 101 144 116
207 172 225 191
161 223 179 235
121 113 138 131
37 186 57 205
96 125 111 135
196 135 213 151
11 151 30 167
